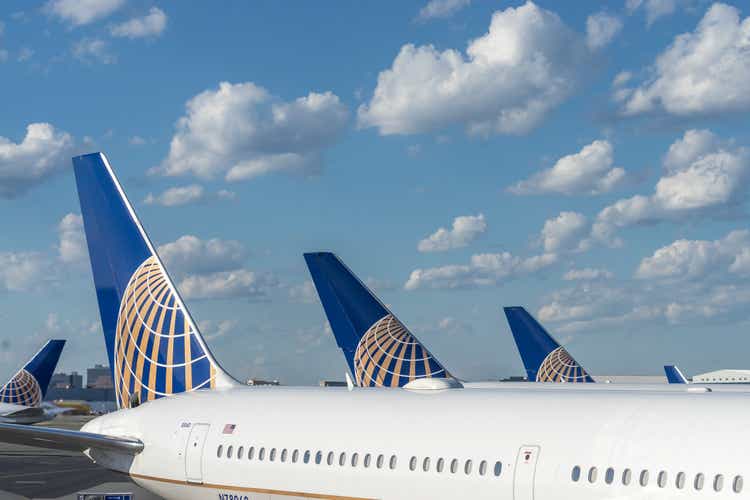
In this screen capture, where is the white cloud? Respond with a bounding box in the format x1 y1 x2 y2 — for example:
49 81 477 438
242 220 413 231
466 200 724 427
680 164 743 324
417 0 471 21
636 230 750 280
436 316 474 335
418 213 486 252
0 123 74 198
110 7 167 39
404 251 556 290
45 0 125 26
72 38 115 64
612 71 632 87
129 135 147 146
586 12 623 51
289 280 318 304
358 2 590 136
158 82 348 181
621 4 750 116
626 0 682 25
198 319 238 340
145 184 205 207
57 213 87 264
177 269 273 300
157 235 246 276
0 252 55 292
510 140 625 195
563 268 613 281
592 130 749 244
540 211 590 253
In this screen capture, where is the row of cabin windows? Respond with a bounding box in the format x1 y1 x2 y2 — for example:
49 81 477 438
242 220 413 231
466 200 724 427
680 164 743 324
572 466 743 493
215 444 502 478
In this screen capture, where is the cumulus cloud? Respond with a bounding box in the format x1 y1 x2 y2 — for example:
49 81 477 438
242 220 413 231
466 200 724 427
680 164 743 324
592 130 749 244
404 251 556 290
436 316 474 335
57 213 87 264
418 213 486 252
45 0 124 26
0 252 55 292
620 4 750 116
157 235 247 276
72 38 115 64
586 12 623 51
144 184 205 207
539 212 590 253
358 2 590 136
563 268 613 281
289 280 318 304
510 140 625 196
0 123 74 198
157 82 348 181
417 0 470 21
198 319 238 340
177 269 273 300
110 7 167 39
626 0 683 25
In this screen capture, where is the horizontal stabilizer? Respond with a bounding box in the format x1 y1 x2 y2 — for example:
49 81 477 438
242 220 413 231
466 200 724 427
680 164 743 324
664 365 689 384
0 422 143 454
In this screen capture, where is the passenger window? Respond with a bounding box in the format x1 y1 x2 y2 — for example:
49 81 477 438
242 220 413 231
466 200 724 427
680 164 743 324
292 449 299 463
695 473 705 490
237 446 244 460
303 450 311 464
622 468 632 485
494 461 502 477
217 445 223 458
326 452 334 466
715 474 724 492
364 454 372 468
479 460 487 476
281 449 287 462
465 460 473 475
450 459 458 474
639 470 649 487
377 454 384 469
588 467 598 483
423 457 431 472
227 445 233 459
259 447 265 461
658 471 667 488
734 475 743 493
270 448 276 462
315 451 322 465
571 466 581 482
351 453 359 467
676 472 686 489
437 458 445 473
605 467 614 484
409 456 417 471
339 452 346 466
248 446 255 460
389 455 397 470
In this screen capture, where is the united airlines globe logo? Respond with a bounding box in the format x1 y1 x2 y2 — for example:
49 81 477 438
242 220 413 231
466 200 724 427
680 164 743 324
536 346 592 383
353 314 447 387
0 369 42 407
115 256 216 408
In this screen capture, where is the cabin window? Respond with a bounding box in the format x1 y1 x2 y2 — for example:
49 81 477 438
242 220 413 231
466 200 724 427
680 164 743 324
281 449 288 462
715 475 725 492
695 473 705 490
315 451 322 465
639 470 649 487
364 454 372 468
377 454 385 469
494 461 502 477
270 448 277 462
259 447 265 461
292 449 299 463
605 467 614 484
303 450 311 464
437 458 445 473
351 453 359 467
622 469 632 485
326 451 334 466
465 460 473 475
237 446 244 460
389 455 397 470
571 466 581 482
226 445 233 459
733 476 743 493
676 472 686 489
423 457 431 472
248 446 255 460
339 452 346 466
588 467 598 483
409 456 417 471
658 471 667 488
450 459 459 474
479 460 487 476
217 445 223 458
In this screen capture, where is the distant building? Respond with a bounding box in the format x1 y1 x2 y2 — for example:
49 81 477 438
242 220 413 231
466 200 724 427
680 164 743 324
87 364 113 389
50 371 83 389
246 378 280 386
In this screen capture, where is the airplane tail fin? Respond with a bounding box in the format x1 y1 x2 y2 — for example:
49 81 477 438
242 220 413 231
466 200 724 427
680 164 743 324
304 252 449 387
664 365 688 384
72 152 236 409
0 339 65 407
503 306 594 383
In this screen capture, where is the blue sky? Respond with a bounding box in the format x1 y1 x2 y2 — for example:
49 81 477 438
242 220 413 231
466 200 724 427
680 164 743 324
1 0 749 385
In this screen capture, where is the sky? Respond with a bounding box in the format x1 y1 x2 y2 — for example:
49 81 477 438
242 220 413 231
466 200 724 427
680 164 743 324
0 0 749 385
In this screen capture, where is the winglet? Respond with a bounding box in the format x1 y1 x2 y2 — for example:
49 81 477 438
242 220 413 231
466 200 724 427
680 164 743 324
664 365 689 384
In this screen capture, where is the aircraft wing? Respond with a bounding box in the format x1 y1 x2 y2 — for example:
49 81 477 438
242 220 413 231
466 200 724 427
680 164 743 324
0 422 144 454
0 405 45 419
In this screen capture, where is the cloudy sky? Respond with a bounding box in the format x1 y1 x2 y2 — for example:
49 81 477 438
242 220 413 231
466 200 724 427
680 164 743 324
0 0 749 385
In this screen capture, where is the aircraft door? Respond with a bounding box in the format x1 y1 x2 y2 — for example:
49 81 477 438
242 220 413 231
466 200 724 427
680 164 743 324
513 445 540 500
185 423 210 483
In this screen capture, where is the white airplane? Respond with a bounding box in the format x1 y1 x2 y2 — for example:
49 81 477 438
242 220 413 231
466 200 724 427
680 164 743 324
0 152 748 499
0 339 66 425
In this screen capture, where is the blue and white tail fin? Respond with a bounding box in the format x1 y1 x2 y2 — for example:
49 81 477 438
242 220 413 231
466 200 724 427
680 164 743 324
73 152 236 409
304 252 450 387
503 306 594 383
664 365 688 384
0 339 65 407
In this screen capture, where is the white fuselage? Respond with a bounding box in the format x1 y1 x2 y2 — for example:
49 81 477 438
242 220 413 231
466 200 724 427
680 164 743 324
82 385 750 500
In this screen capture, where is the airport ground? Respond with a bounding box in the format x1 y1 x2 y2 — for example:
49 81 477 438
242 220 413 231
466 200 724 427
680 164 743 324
0 416 160 500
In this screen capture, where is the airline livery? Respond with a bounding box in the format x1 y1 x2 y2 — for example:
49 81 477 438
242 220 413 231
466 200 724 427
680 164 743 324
0 153 748 500
665 365 689 384
0 339 66 425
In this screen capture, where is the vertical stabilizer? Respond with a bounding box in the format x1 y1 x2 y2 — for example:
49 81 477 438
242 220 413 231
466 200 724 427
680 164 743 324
0 339 66 407
664 365 689 384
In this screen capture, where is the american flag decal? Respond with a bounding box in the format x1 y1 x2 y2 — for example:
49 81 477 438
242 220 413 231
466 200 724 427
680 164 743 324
223 424 236 434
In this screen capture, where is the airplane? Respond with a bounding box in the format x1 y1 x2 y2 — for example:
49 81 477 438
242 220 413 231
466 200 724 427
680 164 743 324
0 152 748 499
0 339 66 424
665 365 689 384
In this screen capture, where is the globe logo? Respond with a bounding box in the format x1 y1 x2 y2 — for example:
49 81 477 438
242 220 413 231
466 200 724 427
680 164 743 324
536 346 591 382
0 369 42 407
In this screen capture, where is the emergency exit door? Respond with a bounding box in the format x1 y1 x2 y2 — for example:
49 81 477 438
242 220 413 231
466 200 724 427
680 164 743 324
513 445 540 500
185 423 210 483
